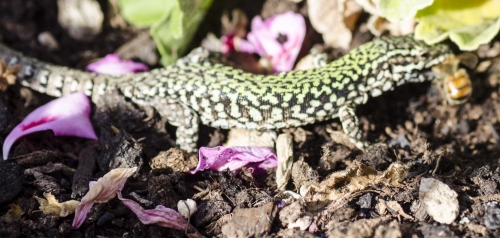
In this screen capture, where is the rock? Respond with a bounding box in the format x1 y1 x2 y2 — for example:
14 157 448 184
57 0 103 41
221 202 277 237
484 202 500 230
419 178 459 224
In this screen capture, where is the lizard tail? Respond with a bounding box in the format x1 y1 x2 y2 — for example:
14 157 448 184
0 43 144 102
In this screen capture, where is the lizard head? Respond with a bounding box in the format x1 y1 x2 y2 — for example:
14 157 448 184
383 36 451 70
375 36 452 84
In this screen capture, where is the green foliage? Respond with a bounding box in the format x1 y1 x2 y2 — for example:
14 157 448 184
118 0 174 27
379 0 433 23
379 0 500 50
118 0 213 65
415 0 500 50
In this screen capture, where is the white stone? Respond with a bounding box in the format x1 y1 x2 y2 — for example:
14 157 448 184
419 178 459 224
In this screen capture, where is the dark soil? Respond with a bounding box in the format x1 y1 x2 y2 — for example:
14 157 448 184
1 0 500 237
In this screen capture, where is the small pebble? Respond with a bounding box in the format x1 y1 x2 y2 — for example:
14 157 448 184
419 178 459 224
484 202 500 230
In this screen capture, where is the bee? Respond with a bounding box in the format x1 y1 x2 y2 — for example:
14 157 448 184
432 55 473 105
442 68 472 105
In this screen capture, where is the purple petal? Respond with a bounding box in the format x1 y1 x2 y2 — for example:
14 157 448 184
3 92 97 160
221 34 235 54
190 146 277 174
247 16 282 58
72 201 94 229
86 54 148 76
235 39 258 54
72 167 137 228
247 11 306 73
118 192 204 238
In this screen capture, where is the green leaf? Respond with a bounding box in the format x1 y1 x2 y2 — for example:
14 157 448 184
414 0 500 50
150 0 213 65
119 0 213 65
118 0 176 27
449 18 500 51
379 0 434 22
170 7 184 38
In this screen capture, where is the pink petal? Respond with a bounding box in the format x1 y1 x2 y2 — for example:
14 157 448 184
247 30 282 58
118 192 204 238
247 11 306 73
247 16 282 58
72 202 94 228
3 92 97 160
190 146 277 175
86 54 148 76
234 39 257 54
118 193 198 233
221 34 235 54
72 167 137 228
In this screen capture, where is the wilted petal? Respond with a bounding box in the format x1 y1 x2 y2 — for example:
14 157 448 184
86 54 148 76
190 146 277 174
35 193 80 217
3 92 97 160
2 204 24 222
118 192 204 238
72 167 137 229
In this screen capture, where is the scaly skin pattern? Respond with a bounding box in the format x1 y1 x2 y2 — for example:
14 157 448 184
0 36 451 152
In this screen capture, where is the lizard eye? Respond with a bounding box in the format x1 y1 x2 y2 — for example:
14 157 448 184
419 50 430 58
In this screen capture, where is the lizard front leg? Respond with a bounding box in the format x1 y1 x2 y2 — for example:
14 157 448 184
314 53 371 149
149 97 199 152
338 104 368 150
175 107 199 153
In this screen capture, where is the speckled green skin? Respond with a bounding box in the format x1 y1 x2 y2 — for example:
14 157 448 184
0 36 450 152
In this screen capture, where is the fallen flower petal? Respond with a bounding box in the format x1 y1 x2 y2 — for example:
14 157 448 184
1 204 24 222
72 167 137 229
86 54 148 75
232 11 305 73
190 146 277 174
118 192 204 238
3 92 98 160
34 193 79 217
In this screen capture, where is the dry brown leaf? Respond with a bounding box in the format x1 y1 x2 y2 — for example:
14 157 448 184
304 161 409 202
307 0 363 49
327 215 393 237
356 0 415 36
1 204 24 222
276 133 294 190
0 60 19 91
375 198 387 215
367 15 415 36
382 199 414 221
34 193 80 217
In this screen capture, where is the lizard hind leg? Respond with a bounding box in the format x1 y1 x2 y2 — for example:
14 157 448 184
338 104 369 150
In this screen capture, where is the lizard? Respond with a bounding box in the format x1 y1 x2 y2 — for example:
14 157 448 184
0 36 451 152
